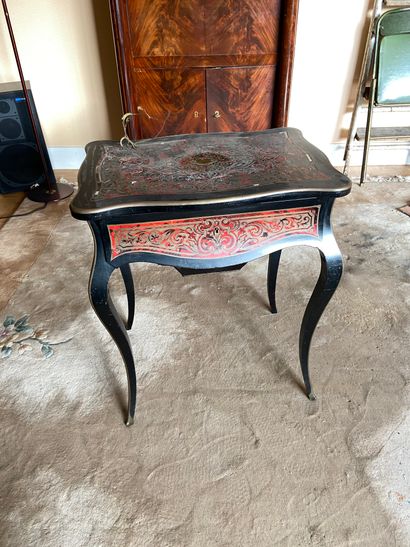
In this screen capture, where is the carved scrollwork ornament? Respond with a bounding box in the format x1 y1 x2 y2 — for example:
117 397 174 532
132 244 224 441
120 107 171 144
120 112 138 149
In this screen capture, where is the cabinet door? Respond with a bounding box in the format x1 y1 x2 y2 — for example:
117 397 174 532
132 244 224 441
134 68 206 138
127 0 206 58
206 66 275 133
204 0 281 56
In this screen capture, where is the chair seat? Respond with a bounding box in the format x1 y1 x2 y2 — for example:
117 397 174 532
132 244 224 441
71 128 350 218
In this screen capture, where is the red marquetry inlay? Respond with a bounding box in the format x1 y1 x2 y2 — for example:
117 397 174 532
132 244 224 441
108 206 320 260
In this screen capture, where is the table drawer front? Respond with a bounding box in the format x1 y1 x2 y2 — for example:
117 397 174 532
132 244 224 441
108 206 320 260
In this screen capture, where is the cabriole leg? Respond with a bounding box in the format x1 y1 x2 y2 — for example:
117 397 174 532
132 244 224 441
267 250 282 314
88 223 137 426
120 263 135 330
299 237 343 400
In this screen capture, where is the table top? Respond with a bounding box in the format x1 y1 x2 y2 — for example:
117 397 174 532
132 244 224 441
70 128 351 217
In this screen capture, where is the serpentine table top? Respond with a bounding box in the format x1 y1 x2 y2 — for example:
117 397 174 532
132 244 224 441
70 128 350 217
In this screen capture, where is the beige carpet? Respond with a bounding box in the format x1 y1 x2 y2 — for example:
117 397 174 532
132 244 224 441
0 181 410 546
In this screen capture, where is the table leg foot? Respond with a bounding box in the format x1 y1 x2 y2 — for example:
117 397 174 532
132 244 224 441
307 392 317 401
267 250 282 314
120 264 135 330
299 237 343 399
125 415 135 427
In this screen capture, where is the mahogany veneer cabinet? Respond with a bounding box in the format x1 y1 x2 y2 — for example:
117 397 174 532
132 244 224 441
110 0 299 139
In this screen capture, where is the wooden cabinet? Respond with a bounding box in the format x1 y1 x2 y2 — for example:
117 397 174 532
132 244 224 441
110 0 299 140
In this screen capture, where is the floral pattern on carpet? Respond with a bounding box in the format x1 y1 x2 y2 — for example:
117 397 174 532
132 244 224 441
0 314 72 359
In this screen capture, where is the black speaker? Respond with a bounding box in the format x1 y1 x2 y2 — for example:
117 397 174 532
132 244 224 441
0 82 55 193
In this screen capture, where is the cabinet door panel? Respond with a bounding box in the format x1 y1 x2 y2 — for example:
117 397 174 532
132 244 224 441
206 66 275 133
128 0 206 58
134 68 206 138
204 0 281 55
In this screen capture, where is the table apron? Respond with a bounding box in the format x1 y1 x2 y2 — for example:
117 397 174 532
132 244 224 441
95 202 338 270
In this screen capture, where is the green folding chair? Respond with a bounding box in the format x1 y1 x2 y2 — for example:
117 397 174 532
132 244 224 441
361 7 410 184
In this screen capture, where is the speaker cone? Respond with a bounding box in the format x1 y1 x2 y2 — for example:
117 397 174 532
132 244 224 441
0 117 22 139
0 143 43 187
0 101 11 114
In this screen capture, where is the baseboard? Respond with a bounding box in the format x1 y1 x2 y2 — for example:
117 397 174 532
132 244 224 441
47 142 410 170
326 141 410 168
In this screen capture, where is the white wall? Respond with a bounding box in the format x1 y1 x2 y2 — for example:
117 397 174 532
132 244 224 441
2 0 397 167
0 0 122 147
288 0 369 155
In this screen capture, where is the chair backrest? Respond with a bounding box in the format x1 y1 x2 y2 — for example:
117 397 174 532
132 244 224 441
375 7 410 105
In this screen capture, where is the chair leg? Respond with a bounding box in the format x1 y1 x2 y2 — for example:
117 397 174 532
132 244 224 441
344 53 370 174
120 264 135 330
299 237 343 400
360 77 377 186
344 0 381 174
267 250 282 313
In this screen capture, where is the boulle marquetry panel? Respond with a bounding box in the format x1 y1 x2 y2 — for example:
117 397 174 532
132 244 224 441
73 129 346 214
108 207 320 260
110 0 299 139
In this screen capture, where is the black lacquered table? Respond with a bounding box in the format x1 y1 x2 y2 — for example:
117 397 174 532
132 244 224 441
70 128 351 426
